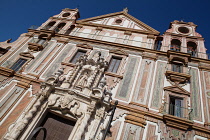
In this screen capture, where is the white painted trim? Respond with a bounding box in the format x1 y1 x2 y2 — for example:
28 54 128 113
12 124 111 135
28 40 57 74
202 71 210 121
148 60 167 112
115 114 126 140
189 66 205 123
1 38 31 67
128 55 142 103
39 43 69 79
0 86 32 125
194 135 208 140
0 80 18 102
142 121 160 140
148 60 158 108
112 54 141 104
0 84 16 103
144 60 155 104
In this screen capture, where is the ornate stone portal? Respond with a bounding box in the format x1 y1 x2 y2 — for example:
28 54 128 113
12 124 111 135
4 51 112 140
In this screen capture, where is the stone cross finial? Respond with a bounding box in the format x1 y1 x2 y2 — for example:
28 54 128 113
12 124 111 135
123 7 128 13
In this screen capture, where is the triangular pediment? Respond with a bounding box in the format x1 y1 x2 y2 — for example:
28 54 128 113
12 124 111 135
164 85 190 96
77 11 159 34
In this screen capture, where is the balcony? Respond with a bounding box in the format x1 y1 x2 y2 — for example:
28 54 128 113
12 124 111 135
28 38 48 51
161 102 193 130
162 102 193 120
165 70 191 84
156 45 210 60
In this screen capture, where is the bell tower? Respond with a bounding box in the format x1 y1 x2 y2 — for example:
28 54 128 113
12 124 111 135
38 8 80 34
160 20 207 59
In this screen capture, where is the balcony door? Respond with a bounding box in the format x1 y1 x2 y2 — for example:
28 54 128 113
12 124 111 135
169 96 183 118
34 112 75 140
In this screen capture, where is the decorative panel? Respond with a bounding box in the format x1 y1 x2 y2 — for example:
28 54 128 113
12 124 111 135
0 86 24 120
151 61 167 109
42 44 73 78
106 120 122 140
145 123 158 140
116 56 140 101
132 59 154 105
121 123 143 140
25 41 55 73
201 71 210 122
0 79 16 99
32 43 61 74
190 68 202 121
0 90 32 139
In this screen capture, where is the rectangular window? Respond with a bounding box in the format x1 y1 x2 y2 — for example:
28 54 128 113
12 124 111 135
169 96 183 118
33 112 75 140
108 56 122 73
10 58 27 71
70 50 86 64
172 63 183 73
37 39 46 45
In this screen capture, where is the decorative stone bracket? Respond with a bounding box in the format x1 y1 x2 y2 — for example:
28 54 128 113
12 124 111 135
165 70 191 84
125 112 146 128
28 42 44 51
163 114 193 131
0 66 15 77
167 50 191 66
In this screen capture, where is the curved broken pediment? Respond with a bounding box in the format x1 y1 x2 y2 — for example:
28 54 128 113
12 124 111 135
19 52 34 58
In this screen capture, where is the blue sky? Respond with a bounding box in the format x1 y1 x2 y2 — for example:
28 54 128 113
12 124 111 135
0 0 210 54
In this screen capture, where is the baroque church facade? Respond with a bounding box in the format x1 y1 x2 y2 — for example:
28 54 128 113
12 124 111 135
0 8 210 140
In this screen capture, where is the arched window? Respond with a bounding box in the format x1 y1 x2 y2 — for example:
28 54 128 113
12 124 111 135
154 36 163 50
170 39 181 52
45 21 56 30
65 25 75 35
187 41 197 57
55 23 66 33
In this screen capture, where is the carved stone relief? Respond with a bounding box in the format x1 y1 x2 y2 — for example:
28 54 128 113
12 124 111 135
4 49 113 140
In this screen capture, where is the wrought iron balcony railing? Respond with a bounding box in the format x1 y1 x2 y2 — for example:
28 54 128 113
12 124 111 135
157 45 210 59
170 45 181 52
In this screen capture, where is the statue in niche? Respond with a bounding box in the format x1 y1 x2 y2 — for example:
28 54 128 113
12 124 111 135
92 51 101 62
77 71 90 87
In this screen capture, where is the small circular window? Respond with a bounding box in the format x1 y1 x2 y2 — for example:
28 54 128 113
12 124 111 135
178 27 190 34
62 13 70 17
115 19 122 24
